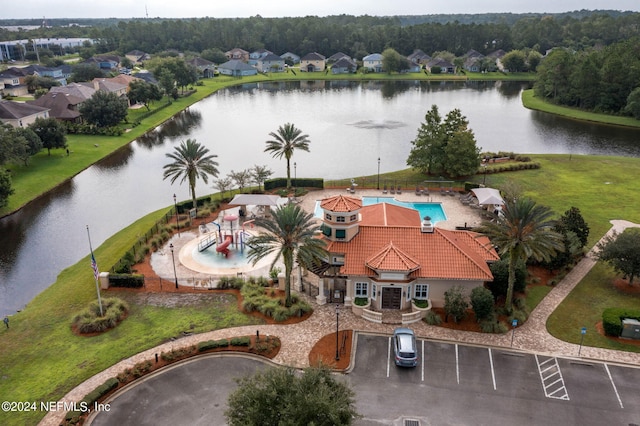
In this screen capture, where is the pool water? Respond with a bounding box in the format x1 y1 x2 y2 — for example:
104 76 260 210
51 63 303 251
314 196 447 224
191 244 254 268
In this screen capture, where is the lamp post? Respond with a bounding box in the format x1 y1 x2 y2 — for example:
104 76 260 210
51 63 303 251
335 304 340 361
173 194 180 237
169 243 178 289
294 162 297 192
377 157 380 190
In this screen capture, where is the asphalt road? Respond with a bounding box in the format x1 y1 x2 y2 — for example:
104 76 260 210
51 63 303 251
90 334 640 425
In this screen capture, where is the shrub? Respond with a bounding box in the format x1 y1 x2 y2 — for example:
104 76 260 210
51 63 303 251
444 286 468 323
230 336 251 346
602 308 640 336
72 298 129 334
198 339 230 352
412 299 429 308
161 345 196 362
470 286 495 322
488 258 527 299
109 273 144 288
479 314 509 333
424 310 442 325
354 297 369 306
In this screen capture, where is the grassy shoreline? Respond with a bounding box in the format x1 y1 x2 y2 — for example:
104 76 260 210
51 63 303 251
521 89 640 128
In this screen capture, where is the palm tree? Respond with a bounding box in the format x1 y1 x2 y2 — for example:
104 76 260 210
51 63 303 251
475 197 564 312
163 139 219 210
264 123 310 189
247 204 327 307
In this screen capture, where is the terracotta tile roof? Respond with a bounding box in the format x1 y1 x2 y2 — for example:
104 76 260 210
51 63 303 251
365 242 420 272
319 195 362 212
358 203 420 227
326 226 497 280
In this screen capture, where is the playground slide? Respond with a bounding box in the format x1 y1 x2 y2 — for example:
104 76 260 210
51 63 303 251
216 235 233 257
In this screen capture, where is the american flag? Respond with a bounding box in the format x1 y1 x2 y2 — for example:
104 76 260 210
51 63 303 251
91 253 100 281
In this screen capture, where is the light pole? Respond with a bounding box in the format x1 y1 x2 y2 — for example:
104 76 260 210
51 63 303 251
173 194 180 237
335 304 340 361
294 162 297 193
169 243 178 289
377 157 380 190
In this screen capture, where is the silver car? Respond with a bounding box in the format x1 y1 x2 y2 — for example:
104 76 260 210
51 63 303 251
392 327 418 367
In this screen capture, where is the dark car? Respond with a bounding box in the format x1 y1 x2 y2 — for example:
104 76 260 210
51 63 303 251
392 327 418 367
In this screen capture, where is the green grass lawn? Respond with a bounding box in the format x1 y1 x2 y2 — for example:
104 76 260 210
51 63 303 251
0 207 263 426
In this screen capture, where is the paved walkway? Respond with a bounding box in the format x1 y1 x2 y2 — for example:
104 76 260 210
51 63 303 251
38 200 640 426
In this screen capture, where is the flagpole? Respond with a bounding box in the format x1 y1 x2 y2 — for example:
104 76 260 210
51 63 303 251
86 225 104 317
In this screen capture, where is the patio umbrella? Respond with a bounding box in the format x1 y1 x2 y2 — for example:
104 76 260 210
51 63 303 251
471 188 505 206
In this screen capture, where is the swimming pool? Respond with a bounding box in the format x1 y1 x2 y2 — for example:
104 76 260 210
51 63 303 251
314 196 447 224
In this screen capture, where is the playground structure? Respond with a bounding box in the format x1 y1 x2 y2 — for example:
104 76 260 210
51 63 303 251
197 213 255 257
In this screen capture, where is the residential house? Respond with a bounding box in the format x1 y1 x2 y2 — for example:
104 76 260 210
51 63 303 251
331 57 357 74
0 67 29 97
362 53 384 73
248 49 273 65
404 59 422 73
91 78 129 99
488 50 506 71
125 49 151 65
300 52 326 72
426 58 455 74
24 64 68 86
187 57 216 78
314 195 499 316
133 70 158 85
28 91 83 123
257 53 285 73
280 52 300 65
463 49 485 73
407 49 431 65
225 48 249 62
84 55 120 71
50 82 96 102
327 52 351 63
0 100 49 127
217 60 258 77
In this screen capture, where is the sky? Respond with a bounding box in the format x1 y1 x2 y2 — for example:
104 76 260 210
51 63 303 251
4 0 640 20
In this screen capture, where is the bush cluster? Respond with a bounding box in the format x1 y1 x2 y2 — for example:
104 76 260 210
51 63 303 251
62 122 123 136
160 345 197 362
109 273 144 288
116 360 153 383
72 298 129 334
198 339 230 352
64 377 119 423
241 280 312 321
264 177 324 190
602 308 640 336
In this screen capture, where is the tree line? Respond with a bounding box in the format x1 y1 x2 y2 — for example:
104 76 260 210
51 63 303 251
2 12 640 60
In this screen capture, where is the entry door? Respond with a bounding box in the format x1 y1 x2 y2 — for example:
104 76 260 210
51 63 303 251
381 287 402 309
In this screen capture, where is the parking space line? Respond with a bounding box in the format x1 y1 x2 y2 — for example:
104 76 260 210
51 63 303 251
535 355 570 401
604 364 624 409
488 348 496 390
421 340 425 382
387 337 391 378
455 344 460 385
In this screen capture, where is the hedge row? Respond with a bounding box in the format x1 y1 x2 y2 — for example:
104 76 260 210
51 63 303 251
264 177 323 190
108 273 144 288
197 339 230 352
64 377 119 422
602 308 640 336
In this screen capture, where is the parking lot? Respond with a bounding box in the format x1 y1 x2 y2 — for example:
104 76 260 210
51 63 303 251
348 333 640 425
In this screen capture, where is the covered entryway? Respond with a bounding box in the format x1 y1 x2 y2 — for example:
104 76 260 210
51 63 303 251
381 287 402 309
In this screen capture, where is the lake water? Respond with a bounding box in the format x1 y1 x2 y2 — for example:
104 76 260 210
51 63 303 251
1 80 639 317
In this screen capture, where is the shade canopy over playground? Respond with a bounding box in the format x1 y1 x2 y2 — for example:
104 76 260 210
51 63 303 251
229 194 281 206
471 188 505 206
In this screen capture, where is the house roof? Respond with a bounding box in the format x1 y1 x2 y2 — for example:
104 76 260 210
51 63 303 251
219 60 256 71
188 57 215 67
332 57 356 68
427 58 455 68
358 203 420 227
92 78 128 93
260 53 284 62
50 83 96 101
28 92 82 120
365 242 421 273
301 52 326 61
326 226 498 280
407 49 431 62
0 100 49 120
320 195 362 212
363 53 383 61
328 52 350 62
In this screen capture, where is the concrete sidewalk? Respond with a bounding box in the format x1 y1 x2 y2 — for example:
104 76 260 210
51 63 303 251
38 219 640 426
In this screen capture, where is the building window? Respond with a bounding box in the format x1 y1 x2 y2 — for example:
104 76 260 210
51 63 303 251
335 229 346 239
350 214 357 221
336 216 345 222
372 284 377 300
406 284 412 301
321 224 331 237
325 213 332 221
415 284 429 300
355 282 368 297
